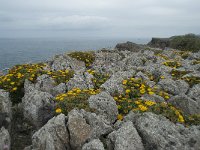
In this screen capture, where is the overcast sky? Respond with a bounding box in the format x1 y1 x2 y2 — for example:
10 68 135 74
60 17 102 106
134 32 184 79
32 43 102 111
0 0 199 38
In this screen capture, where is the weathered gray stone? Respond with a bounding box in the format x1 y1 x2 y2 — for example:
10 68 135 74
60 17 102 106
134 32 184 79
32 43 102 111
82 139 105 150
0 127 10 150
188 84 200 102
83 111 113 139
31 114 70 150
101 70 135 94
158 79 189 95
51 54 86 71
107 121 144 150
35 74 56 93
0 90 11 130
24 75 66 96
67 109 92 150
88 92 118 124
52 83 67 96
67 72 94 90
132 112 200 150
141 94 165 103
22 89 55 128
0 90 12 119
169 94 200 115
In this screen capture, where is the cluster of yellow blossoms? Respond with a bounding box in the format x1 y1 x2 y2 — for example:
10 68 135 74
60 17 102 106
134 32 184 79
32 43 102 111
68 51 95 67
46 69 74 84
55 88 100 115
163 60 181 68
0 63 46 92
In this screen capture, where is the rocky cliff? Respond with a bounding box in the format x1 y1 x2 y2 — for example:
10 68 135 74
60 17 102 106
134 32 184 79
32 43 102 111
0 41 200 150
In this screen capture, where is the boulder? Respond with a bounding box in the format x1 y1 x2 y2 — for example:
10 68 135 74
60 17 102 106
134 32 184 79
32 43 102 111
67 72 94 90
88 92 118 124
30 114 70 150
83 111 113 139
158 79 189 95
107 121 144 150
169 94 200 115
24 75 66 96
0 127 10 150
34 74 56 93
67 109 92 150
0 90 11 130
131 112 200 150
82 139 105 150
188 84 200 102
22 89 55 128
51 54 86 71
101 70 135 94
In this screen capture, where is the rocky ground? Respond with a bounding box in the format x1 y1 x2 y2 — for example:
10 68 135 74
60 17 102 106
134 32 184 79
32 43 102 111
0 41 200 150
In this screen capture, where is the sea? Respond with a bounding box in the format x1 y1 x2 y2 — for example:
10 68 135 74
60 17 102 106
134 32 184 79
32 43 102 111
0 38 149 71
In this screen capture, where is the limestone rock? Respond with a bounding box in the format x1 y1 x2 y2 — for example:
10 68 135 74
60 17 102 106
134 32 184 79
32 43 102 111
101 70 135 94
82 139 105 150
83 111 113 139
158 79 189 95
188 84 200 102
107 121 144 150
35 74 56 93
30 114 70 150
0 127 10 150
67 109 92 150
169 94 200 115
132 112 200 150
67 72 94 90
0 90 11 130
88 92 118 124
51 54 86 71
22 89 55 128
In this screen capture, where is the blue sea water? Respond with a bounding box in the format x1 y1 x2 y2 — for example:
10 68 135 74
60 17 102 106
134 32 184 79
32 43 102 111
0 38 149 70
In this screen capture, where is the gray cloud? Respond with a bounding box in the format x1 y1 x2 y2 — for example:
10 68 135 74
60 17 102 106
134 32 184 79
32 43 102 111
0 0 199 38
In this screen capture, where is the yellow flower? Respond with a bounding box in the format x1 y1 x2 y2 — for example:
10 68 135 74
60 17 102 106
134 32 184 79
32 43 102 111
60 97 64 101
125 89 131 94
117 114 123 121
164 95 170 99
144 101 156 106
29 77 34 81
6 78 11 82
122 80 127 85
10 82 15 85
56 108 62 113
12 87 17 91
117 105 122 109
114 97 118 100
140 89 145 94
149 91 155 95
138 105 148 111
134 101 141 105
178 115 184 123
160 76 165 79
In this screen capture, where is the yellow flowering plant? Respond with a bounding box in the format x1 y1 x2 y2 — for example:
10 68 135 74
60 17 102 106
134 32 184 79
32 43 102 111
55 88 100 115
68 51 95 67
46 69 74 85
89 70 110 89
163 60 182 68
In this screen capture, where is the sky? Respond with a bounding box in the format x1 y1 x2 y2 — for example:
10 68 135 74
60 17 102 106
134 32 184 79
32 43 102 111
0 0 199 39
